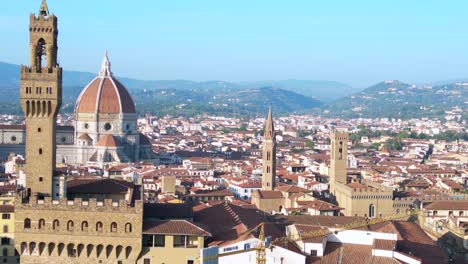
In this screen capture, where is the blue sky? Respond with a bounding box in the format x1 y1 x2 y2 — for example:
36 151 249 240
2 0 468 87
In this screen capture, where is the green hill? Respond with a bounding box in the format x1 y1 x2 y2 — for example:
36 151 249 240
323 80 467 119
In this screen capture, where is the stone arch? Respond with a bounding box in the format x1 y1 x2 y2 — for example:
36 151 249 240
42 101 46 117
86 244 94 258
52 219 59 230
38 242 46 256
47 101 52 116
26 101 30 116
38 218 45 230
24 218 31 229
96 221 103 232
110 222 117 233
35 38 46 69
369 204 375 218
106 245 113 258
96 245 104 258
125 223 132 233
81 221 89 232
20 242 28 255
57 243 65 256
125 246 132 259
36 101 41 116
67 244 76 257
77 244 85 257
47 243 55 256
115 245 123 259
31 100 36 116
67 220 74 231
29 242 36 255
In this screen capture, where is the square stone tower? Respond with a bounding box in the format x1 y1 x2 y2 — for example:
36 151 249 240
19 0 62 197
329 131 348 195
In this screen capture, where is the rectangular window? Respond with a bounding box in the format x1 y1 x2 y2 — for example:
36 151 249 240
143 259 151 264
154 235 165 247
310 250 317 256
1 214 10 220
173 235 186 247
186 236 198 248
1 238 10 245
187 260 194 264
142 235 153 247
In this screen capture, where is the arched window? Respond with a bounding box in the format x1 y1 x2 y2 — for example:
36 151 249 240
24 218 31 229
125 223 132 233
47 101 52 116
52 220 59 230
38 219 45 230
35 38 46 69
2 225 8 233
96 222 103 232
67 220 74 231
26 101 30 116
110 222 117 233
81 221 88 232
369 204 375 218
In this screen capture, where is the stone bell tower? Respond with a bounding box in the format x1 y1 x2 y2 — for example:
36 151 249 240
261 107 276 191
329 131 348 195
20 0 62 197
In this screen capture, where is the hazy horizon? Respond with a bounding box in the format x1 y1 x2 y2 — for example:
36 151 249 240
2 0 468 88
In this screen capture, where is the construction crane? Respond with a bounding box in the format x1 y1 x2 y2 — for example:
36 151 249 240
200 210 419 264
255 223 266 264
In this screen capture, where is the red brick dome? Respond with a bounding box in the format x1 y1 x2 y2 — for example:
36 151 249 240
75 53 135 114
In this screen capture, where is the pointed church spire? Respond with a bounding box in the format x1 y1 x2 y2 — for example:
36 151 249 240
264 106 275 140
39 0 50 17
99 51 113 77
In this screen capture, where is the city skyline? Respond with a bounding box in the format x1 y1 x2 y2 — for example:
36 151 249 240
2 0 468 87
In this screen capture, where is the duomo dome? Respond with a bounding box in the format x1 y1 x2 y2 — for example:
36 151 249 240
75 52 135 114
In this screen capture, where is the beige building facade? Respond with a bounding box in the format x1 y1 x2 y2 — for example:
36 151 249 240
329 131 394 217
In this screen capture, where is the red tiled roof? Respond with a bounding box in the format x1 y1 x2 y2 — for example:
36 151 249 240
424 200 468 210
276 185 311 193
77 133 92 141
0 205 14 213
256 190 284 199
67 178 133 195
97 134 120 147
373 239 396 250
143 220 211 236
76 76 135 114
393 221 448 264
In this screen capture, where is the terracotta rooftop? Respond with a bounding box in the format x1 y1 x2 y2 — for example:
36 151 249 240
424 200 468 211
255 190 284 199
0 205 14 213
97 134 121 147
276 185 311 193
143 220 211 236
67 178 133 195
393 221 448 264
77 133 92 141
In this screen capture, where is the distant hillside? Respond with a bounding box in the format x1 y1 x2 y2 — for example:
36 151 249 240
323 80 467 119
131 86 322 117
0 61 322 116
240 80 358 102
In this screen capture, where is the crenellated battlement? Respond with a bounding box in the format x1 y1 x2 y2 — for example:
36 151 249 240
30 13 57 24
331 130 349 141
393 195 468 202
21 65 62 78
16 196 143 214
